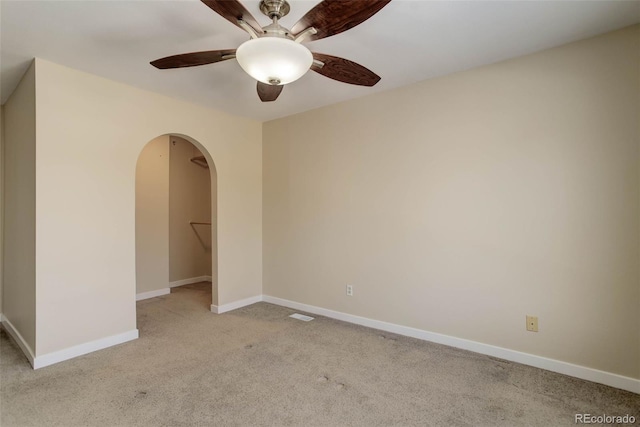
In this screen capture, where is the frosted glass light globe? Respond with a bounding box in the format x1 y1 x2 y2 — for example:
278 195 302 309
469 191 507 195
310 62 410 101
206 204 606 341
235 37 313 85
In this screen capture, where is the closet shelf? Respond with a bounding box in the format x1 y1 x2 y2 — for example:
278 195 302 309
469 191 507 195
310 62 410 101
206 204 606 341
190 156 209 168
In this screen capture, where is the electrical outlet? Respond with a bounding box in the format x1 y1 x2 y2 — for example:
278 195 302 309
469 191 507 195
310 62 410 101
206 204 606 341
526 315 538 332
346 285 353 296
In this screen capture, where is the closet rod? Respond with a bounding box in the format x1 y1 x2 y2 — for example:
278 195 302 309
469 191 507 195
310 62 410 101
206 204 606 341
190 156 209 169
190 222 211 225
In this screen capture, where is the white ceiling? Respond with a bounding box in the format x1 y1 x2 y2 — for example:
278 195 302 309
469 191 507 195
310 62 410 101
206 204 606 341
1 0 639 121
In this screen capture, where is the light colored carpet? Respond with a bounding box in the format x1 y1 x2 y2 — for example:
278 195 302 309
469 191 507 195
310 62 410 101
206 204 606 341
1 282 638 426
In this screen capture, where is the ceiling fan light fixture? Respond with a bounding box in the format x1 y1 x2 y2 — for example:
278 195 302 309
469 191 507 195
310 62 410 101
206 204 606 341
236 37 313 85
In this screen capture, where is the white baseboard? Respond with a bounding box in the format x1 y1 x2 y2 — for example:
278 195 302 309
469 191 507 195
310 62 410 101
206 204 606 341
5 292 637 393
1 314 36 367
1 315 138 369
33 329 139 369
262 295 640 394
211 295 262 314
169 275 212 288
136 288 170 301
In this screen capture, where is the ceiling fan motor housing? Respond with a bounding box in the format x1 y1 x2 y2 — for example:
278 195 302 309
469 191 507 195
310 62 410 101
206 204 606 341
259 0 290 20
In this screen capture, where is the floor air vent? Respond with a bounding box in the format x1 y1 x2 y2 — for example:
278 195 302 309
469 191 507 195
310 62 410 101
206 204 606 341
289 313 314 321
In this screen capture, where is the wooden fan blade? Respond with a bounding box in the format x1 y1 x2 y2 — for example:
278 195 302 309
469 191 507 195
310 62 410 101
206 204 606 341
291 0 391 42
257 81 283 102
201 0 263 35
311 53 381 87
150 49 236 69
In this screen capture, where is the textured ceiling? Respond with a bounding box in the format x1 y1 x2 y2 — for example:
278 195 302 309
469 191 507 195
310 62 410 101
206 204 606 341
1 0 639 121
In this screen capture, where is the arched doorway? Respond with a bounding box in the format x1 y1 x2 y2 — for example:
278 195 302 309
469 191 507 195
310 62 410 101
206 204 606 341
134 134 218 312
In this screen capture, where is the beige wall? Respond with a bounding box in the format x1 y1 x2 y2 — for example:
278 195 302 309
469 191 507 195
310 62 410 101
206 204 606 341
0 104 4 314
34 59 262 355
169 136 213 283
136 136 170 294
263 26 640 379
3 62 37 352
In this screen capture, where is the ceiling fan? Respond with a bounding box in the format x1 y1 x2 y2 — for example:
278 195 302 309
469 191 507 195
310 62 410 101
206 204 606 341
150 0 392 102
